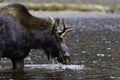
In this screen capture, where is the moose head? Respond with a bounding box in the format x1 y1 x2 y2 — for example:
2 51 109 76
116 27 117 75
37 17 72 64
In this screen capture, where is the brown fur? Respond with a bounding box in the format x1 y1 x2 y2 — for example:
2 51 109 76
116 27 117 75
0 3 52 31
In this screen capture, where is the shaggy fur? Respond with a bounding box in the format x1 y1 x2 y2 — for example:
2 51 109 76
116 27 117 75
0 4 70 70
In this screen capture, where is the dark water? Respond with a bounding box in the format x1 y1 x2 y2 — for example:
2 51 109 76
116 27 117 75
0 13 120 80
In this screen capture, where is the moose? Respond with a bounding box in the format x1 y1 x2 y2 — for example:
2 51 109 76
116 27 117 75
0 3 72 70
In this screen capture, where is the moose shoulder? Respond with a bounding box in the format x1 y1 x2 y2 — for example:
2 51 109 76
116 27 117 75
0 3 71 70
0 3 52 30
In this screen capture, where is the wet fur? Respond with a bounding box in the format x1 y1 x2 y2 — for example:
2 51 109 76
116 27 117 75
0 3 70 70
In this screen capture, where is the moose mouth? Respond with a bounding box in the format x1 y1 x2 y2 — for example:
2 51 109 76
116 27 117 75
57 54 71 64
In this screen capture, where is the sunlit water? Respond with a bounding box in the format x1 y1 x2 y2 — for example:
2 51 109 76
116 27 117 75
0 13 120 80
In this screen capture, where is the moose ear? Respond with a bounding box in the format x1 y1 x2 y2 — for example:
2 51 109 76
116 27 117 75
52 18 60 32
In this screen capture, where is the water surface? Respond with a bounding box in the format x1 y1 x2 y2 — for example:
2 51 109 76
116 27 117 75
0 13 120 80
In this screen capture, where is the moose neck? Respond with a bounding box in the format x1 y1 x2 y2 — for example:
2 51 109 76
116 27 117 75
31 28 51 49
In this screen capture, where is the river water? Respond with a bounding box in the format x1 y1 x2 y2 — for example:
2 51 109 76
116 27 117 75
0 12 120 80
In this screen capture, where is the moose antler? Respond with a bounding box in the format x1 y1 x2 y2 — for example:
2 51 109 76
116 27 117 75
52 18 60 32
48 16 55 25
52 18 63 33
59 19 72 37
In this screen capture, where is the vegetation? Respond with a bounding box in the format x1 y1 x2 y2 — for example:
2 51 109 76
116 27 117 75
114 5 120 13
1 2 120 13
24 3 111 12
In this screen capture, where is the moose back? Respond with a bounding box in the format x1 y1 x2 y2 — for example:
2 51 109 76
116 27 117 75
0 3 71 70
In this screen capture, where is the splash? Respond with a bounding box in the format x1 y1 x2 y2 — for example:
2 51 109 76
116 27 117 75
25 64 85 71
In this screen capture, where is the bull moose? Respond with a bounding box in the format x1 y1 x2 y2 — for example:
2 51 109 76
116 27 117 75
0 3 72 70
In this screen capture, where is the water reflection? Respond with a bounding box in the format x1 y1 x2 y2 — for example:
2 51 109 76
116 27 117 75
0 64 85 80
0 71 26 80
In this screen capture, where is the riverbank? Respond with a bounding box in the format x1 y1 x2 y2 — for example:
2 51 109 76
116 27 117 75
1 2 120 13
0 2 112 13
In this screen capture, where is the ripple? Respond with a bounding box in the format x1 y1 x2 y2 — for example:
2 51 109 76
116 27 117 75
97 53 105 57
25 64 85 71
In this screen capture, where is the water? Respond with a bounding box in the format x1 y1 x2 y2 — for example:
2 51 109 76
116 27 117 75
0 12 120 80
25 64 85 70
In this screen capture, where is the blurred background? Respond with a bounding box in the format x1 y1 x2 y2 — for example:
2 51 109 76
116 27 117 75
1 0 120 13
0 0 120 80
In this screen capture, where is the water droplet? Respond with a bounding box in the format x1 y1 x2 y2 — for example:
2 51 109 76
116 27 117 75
81 61 85 63
82 51 87 54
68 75 72 77
107 48 111 50
108 55 111 57
105 41 111 43
75 39 79 42
73 54 78 56
110 76 115 79
93 61 98 63
115 41 119 43
97 53 105 57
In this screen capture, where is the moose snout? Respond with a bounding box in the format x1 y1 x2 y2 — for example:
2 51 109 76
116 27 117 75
63 52 71 64
57 51 71 64
63 55 71 64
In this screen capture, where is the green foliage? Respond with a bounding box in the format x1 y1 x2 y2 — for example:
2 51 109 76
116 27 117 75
25 3 111 12
78 5 93 11
114 5 120 13
24 3 47 11
0 3 111 12
47 3 64 11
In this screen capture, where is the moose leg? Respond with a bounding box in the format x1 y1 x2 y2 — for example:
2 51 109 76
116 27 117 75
0 51 3 60
11 59 24 70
